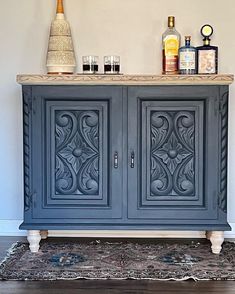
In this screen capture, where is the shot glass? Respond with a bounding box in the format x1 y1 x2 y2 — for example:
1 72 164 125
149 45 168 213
104 55 120 74
82 56 99 74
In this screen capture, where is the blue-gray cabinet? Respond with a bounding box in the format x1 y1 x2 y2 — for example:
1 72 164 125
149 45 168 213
22 86 123 223
127 86 225 225
17 74 233 253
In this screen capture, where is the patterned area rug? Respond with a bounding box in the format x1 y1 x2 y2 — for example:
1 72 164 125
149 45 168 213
1 240 235 281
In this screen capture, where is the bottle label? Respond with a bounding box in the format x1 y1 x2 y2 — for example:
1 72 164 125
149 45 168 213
164 35 179 56
179 52 196 70
198 50 216 74
164 55 178 72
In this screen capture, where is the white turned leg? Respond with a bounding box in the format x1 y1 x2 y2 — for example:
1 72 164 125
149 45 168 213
40 230 48 240
206 231 212 240
27 230 41 253
210 231 224 254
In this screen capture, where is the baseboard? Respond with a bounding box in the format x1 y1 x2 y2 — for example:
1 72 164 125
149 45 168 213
0 220 26 236
1 220 235 238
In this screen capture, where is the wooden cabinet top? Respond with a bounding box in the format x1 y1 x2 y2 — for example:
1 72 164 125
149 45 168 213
17 74 234 86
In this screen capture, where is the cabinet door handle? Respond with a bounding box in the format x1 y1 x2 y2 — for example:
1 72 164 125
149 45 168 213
131 151 135 168
114 152 118 169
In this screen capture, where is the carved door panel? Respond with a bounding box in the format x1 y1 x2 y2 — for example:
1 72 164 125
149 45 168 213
30 86 123 220
127 86 220 222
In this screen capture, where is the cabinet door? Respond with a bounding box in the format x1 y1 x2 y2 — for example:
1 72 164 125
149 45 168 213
29 86 123 220
127 86 220 222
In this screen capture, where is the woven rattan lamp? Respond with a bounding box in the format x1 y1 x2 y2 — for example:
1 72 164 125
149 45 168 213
46 0 76 74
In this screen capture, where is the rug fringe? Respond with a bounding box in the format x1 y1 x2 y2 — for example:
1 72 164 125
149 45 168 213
37 276 202 282
0 242 22 274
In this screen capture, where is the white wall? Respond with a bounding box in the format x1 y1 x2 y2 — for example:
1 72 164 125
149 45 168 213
0 0 235 237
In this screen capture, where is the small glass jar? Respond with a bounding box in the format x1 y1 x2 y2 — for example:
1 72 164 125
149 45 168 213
82 56 99 74
104 55 120 74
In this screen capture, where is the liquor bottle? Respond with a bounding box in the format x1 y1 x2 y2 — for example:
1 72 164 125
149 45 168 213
162 16 181 75
179 36 197 75
197 24 218 74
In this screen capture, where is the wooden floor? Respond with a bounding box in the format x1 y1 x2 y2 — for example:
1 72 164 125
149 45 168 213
1 237 235 294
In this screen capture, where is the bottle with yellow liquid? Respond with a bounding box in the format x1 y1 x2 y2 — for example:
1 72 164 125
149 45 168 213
162 16 181 74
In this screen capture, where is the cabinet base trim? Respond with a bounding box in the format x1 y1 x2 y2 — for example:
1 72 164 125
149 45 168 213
26 230 225 254
19 222 232 231
48 230 206 238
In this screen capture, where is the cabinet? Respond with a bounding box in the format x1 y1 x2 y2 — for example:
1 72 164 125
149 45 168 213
17 74 233 254
128 86 219 222
24 86 123 221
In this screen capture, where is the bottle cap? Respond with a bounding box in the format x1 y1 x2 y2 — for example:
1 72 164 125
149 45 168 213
201 24 213 38
201 24 213 46
168 16 175 28
185 36 191 41
57 0 64 14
